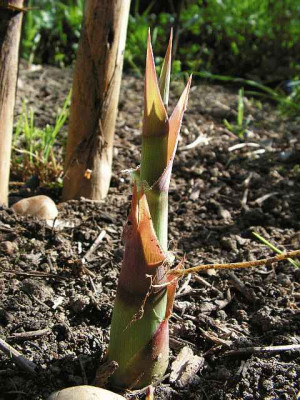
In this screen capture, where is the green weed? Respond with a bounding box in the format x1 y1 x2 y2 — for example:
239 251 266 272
253 232 300 268
21 0 299 85
196 71 300 117
22 0 83 66
12 90 71 185
124 1 174 75
223 88 251 138
179 0 299 79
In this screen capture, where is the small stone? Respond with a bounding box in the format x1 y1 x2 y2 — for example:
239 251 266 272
47 386 126 400
11 195 58 220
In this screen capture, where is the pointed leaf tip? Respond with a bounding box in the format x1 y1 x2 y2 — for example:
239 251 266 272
168 75 192 159
143 30 168 137
159 29 173 108
153 75 192 194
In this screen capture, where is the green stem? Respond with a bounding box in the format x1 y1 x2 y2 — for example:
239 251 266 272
145 189 168 251
140 135 168 251
108 122 170 389
109 291 168 388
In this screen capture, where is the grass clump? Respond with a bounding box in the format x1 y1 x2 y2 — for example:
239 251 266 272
12 90 71 186
223 88 252 138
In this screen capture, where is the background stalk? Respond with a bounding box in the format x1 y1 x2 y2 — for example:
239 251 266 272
0 1 24 205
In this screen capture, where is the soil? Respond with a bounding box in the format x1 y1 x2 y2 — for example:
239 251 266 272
0 62 300 400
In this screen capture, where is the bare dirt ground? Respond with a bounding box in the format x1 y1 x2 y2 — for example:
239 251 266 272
0 62 299 400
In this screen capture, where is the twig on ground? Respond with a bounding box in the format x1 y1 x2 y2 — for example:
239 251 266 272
184 314 197 322
253 192 278 206
194 274 223 296
175 288 202 298
47 256 55 273
242 173 253 188
253 231 300 268
169 335 197 351
199 314 232 336
81 265 96 278
79 197 103 203
0 269 66 280
30 294 50 310
241 173 253 207
199 327 232 347
179 133 209 150
225 344 300 356
228 143 260 152
241 188 249 207
177 273 192 294
248 149 265 157
82 230 106 262
89 276 97 293
170 250 300 277
227 271 254 302
171 311 185 322
223 128 238 138
0 338 37 374
203 344 223 357
8 328 51 341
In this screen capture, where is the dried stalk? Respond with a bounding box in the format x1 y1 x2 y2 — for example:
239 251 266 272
170 250 300 277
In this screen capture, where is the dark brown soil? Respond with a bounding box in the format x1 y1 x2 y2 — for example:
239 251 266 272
0 62 299 400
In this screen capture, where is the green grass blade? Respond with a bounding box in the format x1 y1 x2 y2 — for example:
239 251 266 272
253 232 300 268
237 88 244 128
